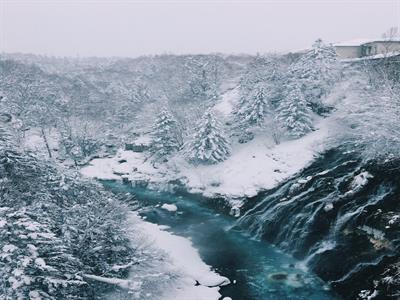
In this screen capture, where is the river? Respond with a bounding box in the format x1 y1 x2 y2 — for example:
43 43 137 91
102 181 338 300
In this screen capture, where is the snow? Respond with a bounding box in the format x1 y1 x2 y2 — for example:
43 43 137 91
134 135 152 146
2 244 17 253
34 258 46 268
324 203 334 212
333 37 400 47
333 38 374 47
163 283 223 300
29 291 41 300
81 149 160 181
345 171 373 196
179 117 328 200
351 171 373 189
127 213 229 300
81 117 329 207
161 204 178 212
22 128 60 156
111 262 135 271
213 87 239 117
83 273 142 291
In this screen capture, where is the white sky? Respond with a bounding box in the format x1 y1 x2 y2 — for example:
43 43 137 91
1 0 399 57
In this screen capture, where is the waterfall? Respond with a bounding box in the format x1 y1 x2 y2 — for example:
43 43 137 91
235 147 400 299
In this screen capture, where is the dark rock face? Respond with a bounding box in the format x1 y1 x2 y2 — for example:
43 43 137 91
236 148 400 299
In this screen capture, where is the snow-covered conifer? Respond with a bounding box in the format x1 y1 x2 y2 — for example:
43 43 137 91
151 109 182 160
276 81 313 138
185 109 231 164
233 55 283 133
291 39 340 110
235 83 270 128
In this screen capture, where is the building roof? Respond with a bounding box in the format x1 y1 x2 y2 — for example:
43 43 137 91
334 38 400 47
334 38 374 47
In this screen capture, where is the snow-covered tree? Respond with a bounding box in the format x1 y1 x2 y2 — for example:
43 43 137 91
0 130 137 298
0 207 84 300
335 68 400 162
150 109 182 161
235 84 271 127
233 55 284 138
183 55 222 102
290 39 340 111
276 80 313 138
185 109 231 164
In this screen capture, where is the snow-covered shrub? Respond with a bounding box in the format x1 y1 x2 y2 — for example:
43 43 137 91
185 109 231 164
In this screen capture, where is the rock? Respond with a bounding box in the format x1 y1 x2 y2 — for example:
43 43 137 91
269 272 288 281
210 180 221 187
324 203 334 212
122 177 131 185
133 179 149 188
230 206 241 217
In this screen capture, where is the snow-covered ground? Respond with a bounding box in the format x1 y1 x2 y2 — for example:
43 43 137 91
178 118 329 200
213 86 239 118
81 116 329 208
124 212 229 300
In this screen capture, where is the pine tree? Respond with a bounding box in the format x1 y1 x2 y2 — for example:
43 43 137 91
276 81 313 138
233 55 283 134
235 83 270 128
290 39 339 110
185 110 231 164
151 109 182 161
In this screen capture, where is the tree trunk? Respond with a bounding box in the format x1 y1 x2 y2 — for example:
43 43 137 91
41 128 52 158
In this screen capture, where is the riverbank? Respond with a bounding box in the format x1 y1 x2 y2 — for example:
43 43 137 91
80 115 331 214
122 211 230 300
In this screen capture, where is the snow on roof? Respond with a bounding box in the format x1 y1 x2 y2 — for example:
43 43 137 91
334 38 375 47
334 38 400 47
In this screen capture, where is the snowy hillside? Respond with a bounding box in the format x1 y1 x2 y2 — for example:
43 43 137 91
81 116 330 208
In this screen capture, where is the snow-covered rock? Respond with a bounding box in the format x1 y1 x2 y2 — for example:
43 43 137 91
345 171 373 196
161 204 178 212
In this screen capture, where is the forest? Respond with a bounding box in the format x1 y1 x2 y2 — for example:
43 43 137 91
1 37 400 300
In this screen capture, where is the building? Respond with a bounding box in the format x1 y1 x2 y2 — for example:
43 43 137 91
334 38 400 59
